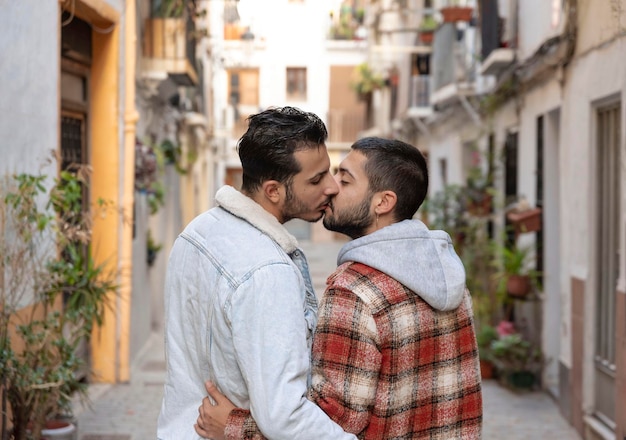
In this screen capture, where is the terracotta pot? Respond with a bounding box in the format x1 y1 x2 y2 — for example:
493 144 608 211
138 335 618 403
420 31 434 44
506 207 542 234
440 6 473 23
480 359 495 379
468 193 492 217
506 274 531 297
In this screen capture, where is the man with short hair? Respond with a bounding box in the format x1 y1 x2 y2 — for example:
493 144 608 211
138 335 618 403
157 106 357 440
196 137 483 439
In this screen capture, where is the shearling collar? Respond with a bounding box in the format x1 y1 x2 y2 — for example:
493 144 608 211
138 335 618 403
215 185 299 254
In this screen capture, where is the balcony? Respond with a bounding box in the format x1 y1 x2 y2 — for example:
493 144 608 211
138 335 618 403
408 75 433 118
327 109 365 146
142 15 198 86
480 48 515 76
479 0 515 77
431 22 480 107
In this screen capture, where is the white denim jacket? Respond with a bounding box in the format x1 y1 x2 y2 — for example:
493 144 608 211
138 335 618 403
157 186 356 440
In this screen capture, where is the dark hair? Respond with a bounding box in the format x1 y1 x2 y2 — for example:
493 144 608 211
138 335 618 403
238 106 328 193
351 137 428 220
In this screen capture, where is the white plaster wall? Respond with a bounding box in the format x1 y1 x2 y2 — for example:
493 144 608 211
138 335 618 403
562 42 626 280
561 38 626 410
0 1 59 178
427 111 483 196
517 0 564 60
516 80 565 389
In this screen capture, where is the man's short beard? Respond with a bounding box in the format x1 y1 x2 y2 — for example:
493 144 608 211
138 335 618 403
323 193 374 239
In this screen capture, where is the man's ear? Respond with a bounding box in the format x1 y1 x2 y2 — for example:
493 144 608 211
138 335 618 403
261 180 284 204
374 190 397 216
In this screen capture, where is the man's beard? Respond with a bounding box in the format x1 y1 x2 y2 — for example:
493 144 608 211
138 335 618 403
323 193 374 239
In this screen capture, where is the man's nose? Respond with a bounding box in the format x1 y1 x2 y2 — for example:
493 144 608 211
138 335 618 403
325 173 339 195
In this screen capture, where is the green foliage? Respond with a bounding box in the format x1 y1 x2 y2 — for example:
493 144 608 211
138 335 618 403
0 165 117 439
419 14 438 32
491 239 543 296
147 230 163 267
491 333 542 376
351 63 386 96
152 0 185 18
136 136 196 216
476 324 498 361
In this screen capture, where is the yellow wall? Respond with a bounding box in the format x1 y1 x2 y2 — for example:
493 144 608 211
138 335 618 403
90 24 121 383
74 0 136 384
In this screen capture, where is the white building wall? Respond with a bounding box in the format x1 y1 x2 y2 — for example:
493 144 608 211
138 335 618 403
0 1 59 178
514 79 564 392
517 0 564 59
209 0 368 188
561 39 626 412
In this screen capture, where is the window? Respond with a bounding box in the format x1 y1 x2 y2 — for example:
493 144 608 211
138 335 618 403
286 67 307 101
594 101 620 428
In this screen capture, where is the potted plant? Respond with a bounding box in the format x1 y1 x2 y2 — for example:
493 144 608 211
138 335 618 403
147 230 163 267
465 170 494 217
462 144 497 217
476 324 498 379
0 165 117 439
506 196 542 235
418 15 438 44
351 62 385 127
492 239 542 299
440 1 473 23
490 323 542 390
351 62 385 100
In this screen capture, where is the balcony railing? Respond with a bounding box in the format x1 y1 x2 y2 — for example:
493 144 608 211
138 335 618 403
410 75 431 108
142 15 198 86
327 110 365 144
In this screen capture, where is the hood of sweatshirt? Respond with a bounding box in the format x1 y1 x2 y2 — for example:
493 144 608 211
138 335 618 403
336 219 466 311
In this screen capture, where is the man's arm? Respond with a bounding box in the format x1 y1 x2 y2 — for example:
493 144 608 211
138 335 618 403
223 265 357 440
307 283 381 435
195 382 265 440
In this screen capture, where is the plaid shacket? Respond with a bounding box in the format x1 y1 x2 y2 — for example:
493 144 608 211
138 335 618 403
225 262 483 439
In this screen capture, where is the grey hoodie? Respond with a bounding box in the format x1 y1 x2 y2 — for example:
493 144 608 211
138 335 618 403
337 218 466 311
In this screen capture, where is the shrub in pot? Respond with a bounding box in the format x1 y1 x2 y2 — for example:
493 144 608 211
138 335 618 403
0 165 116 440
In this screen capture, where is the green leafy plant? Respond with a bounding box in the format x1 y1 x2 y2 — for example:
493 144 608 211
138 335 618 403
152 0 186 18
351 63 385 97
0 164 117 439
492 240 542 298
478 320 542 389
419 14 439 32
147 230 163 267
476 324 498 362
490 329 542 389
424 183 502 329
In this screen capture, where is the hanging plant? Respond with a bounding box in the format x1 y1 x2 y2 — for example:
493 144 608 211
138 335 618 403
351 63 385 100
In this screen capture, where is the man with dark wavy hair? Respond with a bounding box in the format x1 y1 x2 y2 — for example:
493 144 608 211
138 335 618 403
196 137 482 439
157 107 357 440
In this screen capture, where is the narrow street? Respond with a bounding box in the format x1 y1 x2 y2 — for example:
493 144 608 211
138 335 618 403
73 239 580 440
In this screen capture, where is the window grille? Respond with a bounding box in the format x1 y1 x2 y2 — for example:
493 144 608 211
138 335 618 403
594 102 620 428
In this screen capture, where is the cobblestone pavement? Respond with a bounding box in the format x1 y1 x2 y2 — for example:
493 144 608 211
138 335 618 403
74 239 581 440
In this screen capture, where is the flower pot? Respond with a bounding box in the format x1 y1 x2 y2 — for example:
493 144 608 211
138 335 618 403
506 207 542 234
480 359 495 379
420 31 434 44
29 419 77 440
506 274 531 297
506 371 536 389
467 193 492 217
440 6 473 23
